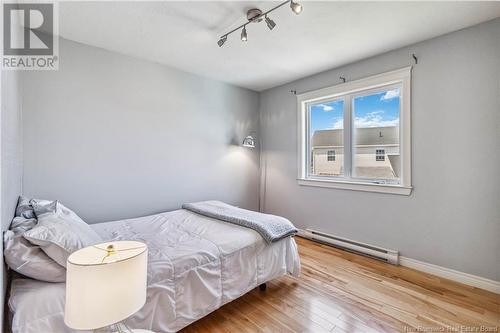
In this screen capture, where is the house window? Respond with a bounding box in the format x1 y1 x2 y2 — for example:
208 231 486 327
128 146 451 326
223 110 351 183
297 67 412 195
376 149 385 161
327 150 335 161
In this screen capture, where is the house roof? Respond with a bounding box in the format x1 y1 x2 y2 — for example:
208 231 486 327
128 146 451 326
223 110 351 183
312 126 399 147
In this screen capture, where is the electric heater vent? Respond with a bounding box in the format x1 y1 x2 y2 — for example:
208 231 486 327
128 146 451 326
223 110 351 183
299 229 399 265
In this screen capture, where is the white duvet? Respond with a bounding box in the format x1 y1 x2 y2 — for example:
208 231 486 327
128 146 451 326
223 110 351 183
9 209 300 333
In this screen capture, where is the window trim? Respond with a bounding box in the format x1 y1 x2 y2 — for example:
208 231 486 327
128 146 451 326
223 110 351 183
296 66 412 195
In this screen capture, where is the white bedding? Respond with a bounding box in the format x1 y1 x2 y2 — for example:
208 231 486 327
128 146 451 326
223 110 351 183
8 209 300 333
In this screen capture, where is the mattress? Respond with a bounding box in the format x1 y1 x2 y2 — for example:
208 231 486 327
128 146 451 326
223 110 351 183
8 209 300 333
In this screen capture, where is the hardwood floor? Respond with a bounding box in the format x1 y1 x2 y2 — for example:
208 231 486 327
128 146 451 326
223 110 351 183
181 237 500 333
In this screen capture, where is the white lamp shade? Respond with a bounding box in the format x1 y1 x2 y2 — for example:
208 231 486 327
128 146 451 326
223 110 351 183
64 241 148 330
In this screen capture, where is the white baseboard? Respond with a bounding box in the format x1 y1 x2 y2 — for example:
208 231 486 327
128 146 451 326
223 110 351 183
298 231 500 294
399 256 500 294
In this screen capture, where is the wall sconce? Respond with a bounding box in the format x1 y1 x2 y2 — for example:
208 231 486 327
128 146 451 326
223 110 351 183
242 135 256 148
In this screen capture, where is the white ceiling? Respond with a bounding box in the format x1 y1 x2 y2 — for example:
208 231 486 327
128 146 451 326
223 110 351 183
58 1 500 91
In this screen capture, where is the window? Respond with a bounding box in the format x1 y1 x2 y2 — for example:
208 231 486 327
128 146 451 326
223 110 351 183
375 149 385 161
310 100 344 176
297 67 412 195
327 150 336 161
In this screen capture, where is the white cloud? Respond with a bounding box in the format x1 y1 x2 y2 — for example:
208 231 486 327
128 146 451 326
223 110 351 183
380 88 400 101
326 111 398 129
354 111 399 128
330 118 343 129
317 103 334 111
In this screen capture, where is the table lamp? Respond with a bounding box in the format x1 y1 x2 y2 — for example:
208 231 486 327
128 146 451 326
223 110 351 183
64 240 153 333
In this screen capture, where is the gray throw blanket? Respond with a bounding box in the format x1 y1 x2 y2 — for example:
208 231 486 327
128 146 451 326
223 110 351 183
182 201 297 244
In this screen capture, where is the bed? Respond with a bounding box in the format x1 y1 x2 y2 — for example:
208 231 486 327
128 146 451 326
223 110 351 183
8 208 301 333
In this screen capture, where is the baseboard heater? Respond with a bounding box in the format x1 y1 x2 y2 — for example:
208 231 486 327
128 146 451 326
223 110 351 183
298 228 399 265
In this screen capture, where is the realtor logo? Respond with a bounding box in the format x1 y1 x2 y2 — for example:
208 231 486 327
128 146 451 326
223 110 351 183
2 2 59 70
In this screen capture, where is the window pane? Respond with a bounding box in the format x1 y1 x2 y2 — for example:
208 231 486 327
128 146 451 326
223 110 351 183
309 99 344 177
352 87 400 183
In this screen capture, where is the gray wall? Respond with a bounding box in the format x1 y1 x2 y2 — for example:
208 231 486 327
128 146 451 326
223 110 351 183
22 38 260 223
259 19 500 281
1 70 23 332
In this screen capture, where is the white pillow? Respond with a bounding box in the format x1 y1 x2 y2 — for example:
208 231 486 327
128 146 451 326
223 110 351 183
23 200 103 267
4 230 66 282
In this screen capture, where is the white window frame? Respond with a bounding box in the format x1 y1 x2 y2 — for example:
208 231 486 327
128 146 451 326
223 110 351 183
297 67 412 195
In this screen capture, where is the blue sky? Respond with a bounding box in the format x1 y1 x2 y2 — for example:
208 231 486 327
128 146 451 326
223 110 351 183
310 88 400 135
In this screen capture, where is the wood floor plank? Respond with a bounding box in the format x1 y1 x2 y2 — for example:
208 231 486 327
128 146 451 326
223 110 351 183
181 237 500 333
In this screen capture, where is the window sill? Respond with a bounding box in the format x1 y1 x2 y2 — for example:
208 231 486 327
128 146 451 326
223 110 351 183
297 178 412 195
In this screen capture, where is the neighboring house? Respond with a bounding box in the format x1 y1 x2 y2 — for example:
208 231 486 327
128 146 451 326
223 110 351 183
311 126 400 180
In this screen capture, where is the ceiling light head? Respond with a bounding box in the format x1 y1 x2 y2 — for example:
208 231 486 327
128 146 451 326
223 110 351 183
217 35 227 47
241 26 248 42
265 16 276 30
290 0 303 15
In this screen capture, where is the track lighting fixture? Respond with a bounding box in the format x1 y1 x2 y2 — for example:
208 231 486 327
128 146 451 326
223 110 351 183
217 35 227 47
217 0 302 47
290 0 303 15
265 15 276 30
241 26 248 41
